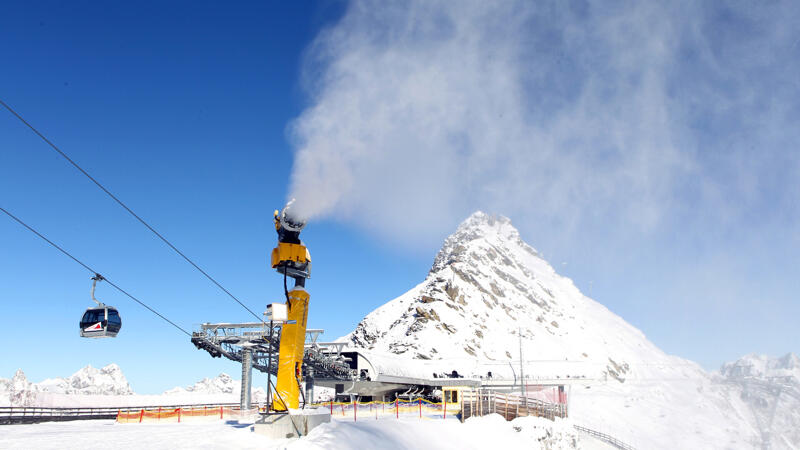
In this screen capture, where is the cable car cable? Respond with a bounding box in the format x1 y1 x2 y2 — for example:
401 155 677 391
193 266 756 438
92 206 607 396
0 98 261 322
0 205 191 337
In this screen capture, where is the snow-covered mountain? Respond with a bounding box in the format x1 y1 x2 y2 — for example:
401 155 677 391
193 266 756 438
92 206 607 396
0 364 132 406
37 363 133 395
717 353 800 449
345 211 780 449
0 365 266 407
164 372 267 404
0 370 40 407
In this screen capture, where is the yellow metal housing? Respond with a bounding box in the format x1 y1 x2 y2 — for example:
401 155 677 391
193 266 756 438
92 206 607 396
272 287 310 411
270 242 310 268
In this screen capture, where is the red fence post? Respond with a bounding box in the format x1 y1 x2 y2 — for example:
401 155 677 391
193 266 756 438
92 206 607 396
177 408 181 423
139 408 144 423
330 400 333 415
220 406 223 419
396 399 399 419
419 399 421 419
354 401 357 422
158 406 162 422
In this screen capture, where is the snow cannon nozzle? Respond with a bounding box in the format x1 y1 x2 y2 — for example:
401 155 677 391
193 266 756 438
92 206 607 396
277 199 306 233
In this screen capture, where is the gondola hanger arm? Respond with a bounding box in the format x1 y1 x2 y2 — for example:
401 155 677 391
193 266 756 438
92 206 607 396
91 273 106 307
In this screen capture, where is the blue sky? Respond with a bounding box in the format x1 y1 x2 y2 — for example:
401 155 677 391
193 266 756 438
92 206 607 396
1 1 798 393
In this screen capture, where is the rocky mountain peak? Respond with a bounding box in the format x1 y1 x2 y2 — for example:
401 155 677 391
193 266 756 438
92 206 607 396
431 211 537 274
347 210 648 378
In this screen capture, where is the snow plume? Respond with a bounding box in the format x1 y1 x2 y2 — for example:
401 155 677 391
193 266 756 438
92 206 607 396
288 0 800 244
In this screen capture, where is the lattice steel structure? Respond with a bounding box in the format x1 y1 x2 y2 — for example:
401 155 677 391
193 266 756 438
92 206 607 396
190 322 357 380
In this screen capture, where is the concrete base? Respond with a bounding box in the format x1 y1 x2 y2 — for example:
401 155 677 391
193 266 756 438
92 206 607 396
252 411 331 439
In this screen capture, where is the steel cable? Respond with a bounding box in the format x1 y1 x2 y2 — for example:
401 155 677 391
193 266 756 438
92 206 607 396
1 206 191 337
0 98 261 321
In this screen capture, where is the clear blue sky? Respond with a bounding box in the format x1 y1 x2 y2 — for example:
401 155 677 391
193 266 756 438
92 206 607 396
1 1 798 393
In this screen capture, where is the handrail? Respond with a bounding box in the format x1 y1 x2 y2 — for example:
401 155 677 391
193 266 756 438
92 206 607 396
573 424 636 450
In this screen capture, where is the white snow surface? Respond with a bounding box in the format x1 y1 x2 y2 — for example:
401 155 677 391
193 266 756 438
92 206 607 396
343 211 784 449
0 415 585 450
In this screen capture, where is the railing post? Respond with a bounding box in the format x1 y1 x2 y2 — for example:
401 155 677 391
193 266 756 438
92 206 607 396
177 408 181 423
330 400 333 415
220 406 223 419
443 395 447 420
354 400 357 422
139 408 144 423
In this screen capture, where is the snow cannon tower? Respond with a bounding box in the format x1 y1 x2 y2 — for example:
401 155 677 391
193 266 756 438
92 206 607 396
270 202 311 411
254 201 330 439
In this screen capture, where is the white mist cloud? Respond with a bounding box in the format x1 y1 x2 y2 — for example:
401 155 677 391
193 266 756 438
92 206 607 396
288 0 800 245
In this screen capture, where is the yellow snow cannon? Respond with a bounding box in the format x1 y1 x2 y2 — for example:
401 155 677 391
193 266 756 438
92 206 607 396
270 202 311 411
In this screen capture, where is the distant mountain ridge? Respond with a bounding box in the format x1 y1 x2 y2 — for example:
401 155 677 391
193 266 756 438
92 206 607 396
0 364 265 406
163 372 267 403
0 364 132 406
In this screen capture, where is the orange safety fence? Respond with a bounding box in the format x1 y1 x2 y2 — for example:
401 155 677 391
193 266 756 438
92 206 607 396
117 405 260 424
118 400 457 424
307 399 457 422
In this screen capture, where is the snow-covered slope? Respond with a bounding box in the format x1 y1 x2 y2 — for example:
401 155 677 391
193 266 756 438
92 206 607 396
717 353 800 449
345 211 767 449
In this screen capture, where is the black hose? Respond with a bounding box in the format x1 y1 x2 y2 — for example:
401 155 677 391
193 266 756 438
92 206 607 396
296 375 307 409
283 268 291 308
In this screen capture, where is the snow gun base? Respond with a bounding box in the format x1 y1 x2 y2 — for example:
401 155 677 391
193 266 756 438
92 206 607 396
253 410 331 439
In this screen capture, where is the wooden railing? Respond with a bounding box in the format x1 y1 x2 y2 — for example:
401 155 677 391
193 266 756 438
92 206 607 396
459 389 567 422
0 403 239 425
573 424 636 450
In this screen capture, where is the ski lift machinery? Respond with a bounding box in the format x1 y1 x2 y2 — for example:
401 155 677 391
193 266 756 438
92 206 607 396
79 274 122 338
